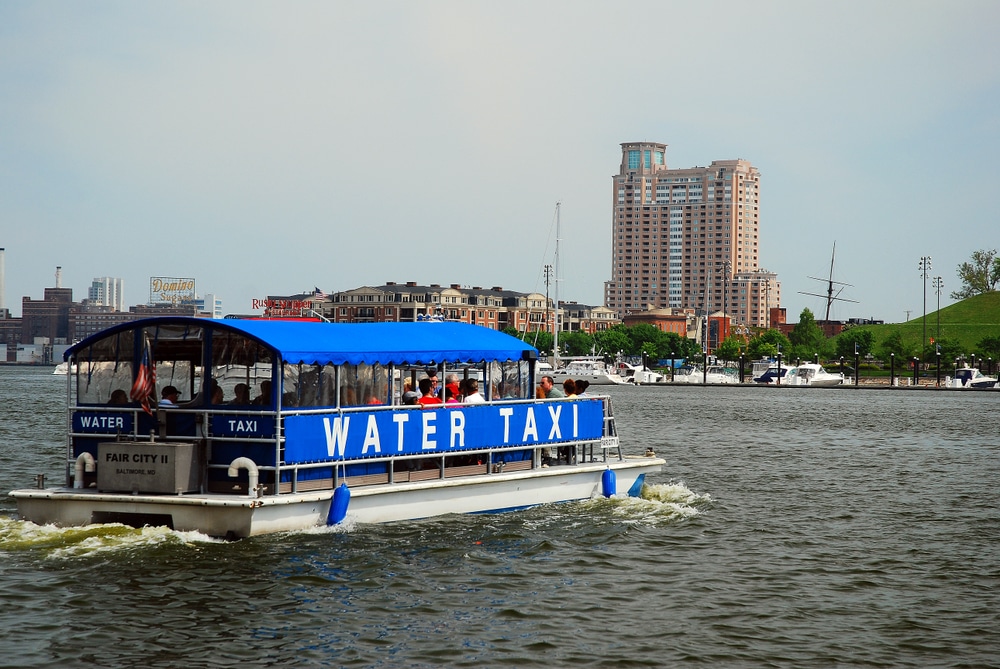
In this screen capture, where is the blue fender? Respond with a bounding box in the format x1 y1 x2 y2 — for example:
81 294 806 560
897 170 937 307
327 483 351 525
601 467 617 498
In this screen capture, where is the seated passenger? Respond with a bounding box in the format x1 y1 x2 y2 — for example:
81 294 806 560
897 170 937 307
109 389 129 405
562 378 578 398
159 386 180 407
416 377 443 406
252 380 272 405
462 378 486 404
445 374 461 401
230 383 251 405
541 375 564 398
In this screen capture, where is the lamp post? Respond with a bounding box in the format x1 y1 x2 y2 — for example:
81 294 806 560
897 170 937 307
936 347 941 387
919 256 932 357
777 344 782 386
854 342 860 387
932 275 943 345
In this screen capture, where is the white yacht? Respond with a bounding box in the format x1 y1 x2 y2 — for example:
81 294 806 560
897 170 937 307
786 363 844 386
948 367 999 389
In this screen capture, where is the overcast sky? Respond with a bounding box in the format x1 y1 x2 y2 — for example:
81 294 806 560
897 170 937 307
2 1 998 325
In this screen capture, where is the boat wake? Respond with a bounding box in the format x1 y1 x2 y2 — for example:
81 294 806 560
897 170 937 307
0 515 221 558
579 481 712 524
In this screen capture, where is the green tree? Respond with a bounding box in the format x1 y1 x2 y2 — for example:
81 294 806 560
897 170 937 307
951 249 1000 299
626 323 666 358
788 308 826 360
659 331 701 361
835 329 875 358
974 335 1000 361
929 338 965 364
877 330 916 360
714 336 744 363
746 329 791 360
593 325 632 358
559 330 594 357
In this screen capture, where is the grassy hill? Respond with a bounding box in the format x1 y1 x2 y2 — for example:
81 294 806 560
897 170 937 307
851 291 1000 356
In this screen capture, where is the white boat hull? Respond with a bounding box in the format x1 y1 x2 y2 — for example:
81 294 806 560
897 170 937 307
550 372 617 386
12 458 664 538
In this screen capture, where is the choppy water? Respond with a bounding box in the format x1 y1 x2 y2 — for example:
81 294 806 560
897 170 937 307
1 366 997 668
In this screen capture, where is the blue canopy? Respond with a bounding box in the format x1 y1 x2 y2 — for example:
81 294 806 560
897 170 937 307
66 317 538 366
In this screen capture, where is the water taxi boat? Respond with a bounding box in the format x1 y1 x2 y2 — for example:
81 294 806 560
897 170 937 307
11 317 663 539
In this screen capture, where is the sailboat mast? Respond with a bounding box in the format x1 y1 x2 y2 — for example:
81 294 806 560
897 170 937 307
553 202 561 370
825 242 836 322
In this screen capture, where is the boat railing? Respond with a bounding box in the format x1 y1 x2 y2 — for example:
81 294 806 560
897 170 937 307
66 394 622 495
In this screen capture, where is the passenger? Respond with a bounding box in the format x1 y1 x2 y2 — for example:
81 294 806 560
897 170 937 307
230 383 251 405
562 378 577 398
399 379 417 405
445 386 460 405
574 379 590 396
416 377 443 406
159 386 180 407
539 375 564 398
211 384 225 404
463 378 486 404
252 380 272 405
445 374 461 401
108 389 129 405
424 369 440 395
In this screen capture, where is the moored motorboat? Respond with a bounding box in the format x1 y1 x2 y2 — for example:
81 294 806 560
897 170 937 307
11 317 664 538
550 357 618 385
786 363 844 386
753 364 796 385
610 361 665 385
947 366 999 389
670 364 736 384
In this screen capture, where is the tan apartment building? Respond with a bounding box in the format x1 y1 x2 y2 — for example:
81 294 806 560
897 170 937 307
604 142 780 328
297 282 618 334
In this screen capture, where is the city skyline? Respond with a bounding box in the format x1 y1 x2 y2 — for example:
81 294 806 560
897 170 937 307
2 2 997 323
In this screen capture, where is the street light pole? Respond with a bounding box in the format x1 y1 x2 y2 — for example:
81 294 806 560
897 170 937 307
932 275 943 344
919 256 932 357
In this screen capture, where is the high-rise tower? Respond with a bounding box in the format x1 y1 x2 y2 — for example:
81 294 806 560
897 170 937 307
604 142 778 328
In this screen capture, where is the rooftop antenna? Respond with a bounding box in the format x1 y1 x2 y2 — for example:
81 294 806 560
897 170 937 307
553 202 561 370
798 241 858 321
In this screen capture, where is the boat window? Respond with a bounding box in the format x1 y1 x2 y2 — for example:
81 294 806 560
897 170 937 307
209 331 273 405
494 361 529 399
338 363 389 406
150 324 205 402
74 329 136 405
279 362 389 408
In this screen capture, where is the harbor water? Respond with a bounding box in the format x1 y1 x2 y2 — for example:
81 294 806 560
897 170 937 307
1 366 997 668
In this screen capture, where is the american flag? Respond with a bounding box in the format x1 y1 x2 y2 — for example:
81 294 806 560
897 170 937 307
130 336 156 415
313 286 328 300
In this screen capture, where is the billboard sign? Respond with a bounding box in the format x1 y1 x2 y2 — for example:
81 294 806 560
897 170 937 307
149 277 196 304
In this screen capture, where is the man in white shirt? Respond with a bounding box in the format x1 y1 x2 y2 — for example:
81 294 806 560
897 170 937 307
463 378 486 404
